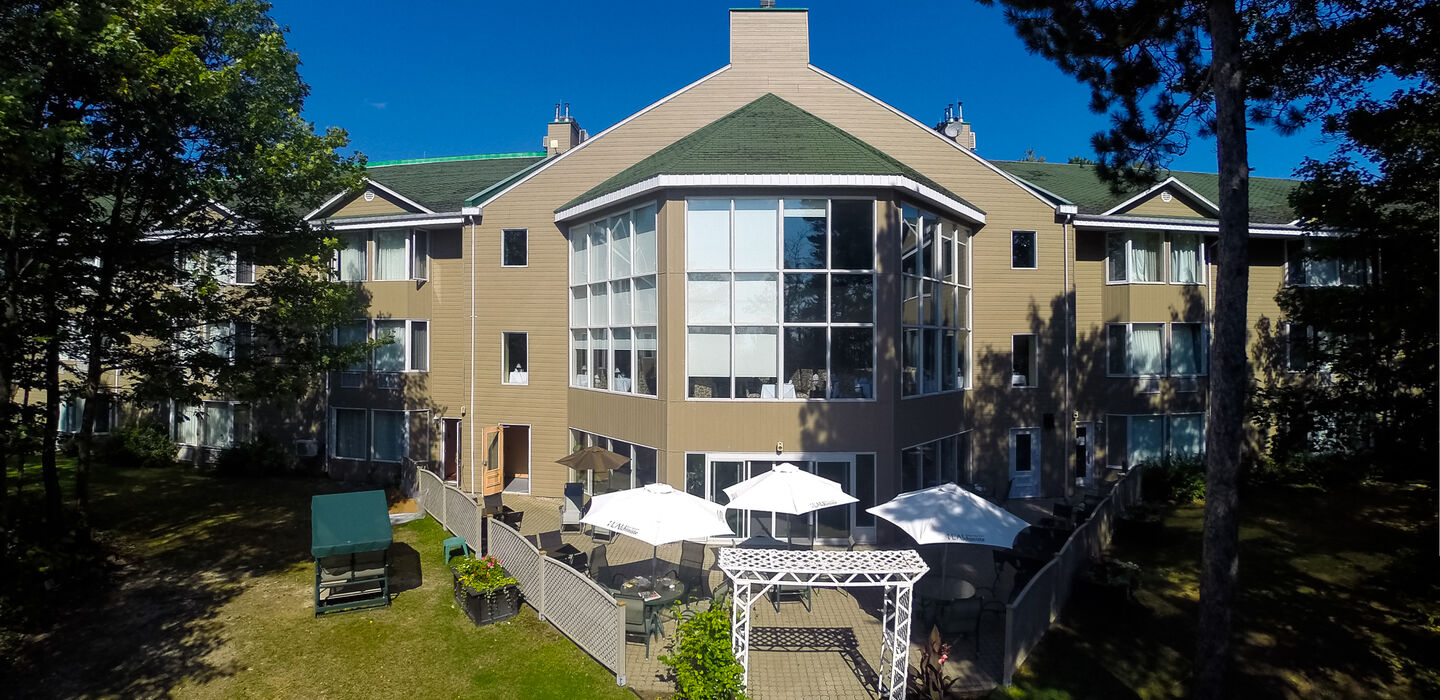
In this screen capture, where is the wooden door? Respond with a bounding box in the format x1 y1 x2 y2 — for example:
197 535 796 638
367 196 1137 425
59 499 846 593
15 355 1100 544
481 426 504 496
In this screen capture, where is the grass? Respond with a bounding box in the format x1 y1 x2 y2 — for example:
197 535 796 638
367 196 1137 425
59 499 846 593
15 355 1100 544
995 481 1439 699
1 461 635 699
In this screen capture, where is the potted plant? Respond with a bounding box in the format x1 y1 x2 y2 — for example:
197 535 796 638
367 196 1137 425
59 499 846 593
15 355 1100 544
1078 557 1140 608
451 555 521 625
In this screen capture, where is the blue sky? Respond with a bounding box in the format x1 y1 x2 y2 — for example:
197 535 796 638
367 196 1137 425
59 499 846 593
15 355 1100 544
271 1 1342 178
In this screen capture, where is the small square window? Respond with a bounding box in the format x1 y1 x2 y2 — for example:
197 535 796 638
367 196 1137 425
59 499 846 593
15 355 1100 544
503 229 528 267
504 332 528 384
1012 231 1037 269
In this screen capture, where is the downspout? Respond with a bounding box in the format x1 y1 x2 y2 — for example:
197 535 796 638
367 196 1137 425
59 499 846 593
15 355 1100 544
1058 205 1078 497
463 207 481 494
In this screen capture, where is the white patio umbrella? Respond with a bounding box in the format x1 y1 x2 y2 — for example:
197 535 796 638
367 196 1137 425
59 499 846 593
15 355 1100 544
722 462 858 548
581 482 734 578
865 483 1032 579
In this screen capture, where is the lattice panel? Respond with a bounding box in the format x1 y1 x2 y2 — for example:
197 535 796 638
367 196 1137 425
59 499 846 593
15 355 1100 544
443 487 480 548
487 519 543 604
417 470 442 521
718 547 928 587
542 557 622 672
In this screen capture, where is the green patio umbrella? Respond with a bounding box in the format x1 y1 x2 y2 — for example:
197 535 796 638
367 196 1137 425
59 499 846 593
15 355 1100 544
556 445 630 473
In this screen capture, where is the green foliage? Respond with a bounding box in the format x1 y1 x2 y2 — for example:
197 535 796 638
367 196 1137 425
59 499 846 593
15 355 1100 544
659 598 747 700
213 435 297 478
452 555 518 596
912 625 962 699
1243 451 1374 488
104 421 175 469
1137 455 1206 504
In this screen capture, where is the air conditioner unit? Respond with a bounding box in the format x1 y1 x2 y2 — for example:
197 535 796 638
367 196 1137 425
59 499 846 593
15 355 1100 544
294 439 320 458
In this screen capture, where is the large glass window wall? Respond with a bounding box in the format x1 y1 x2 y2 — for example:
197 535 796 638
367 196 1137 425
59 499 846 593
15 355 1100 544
901 205 971 396
570 203 658 396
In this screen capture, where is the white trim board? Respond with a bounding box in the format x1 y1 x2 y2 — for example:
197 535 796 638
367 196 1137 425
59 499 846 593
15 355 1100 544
555 174 986 226
1072 216 1304 237
304 177 436 222
1099 176 1220 217
325 216 463 231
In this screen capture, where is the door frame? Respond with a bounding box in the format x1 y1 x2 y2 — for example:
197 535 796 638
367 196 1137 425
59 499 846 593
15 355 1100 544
499 423 532 494
1074 421 1096 488
480 425 505 496
1008 427 1042 499
441 418 461 482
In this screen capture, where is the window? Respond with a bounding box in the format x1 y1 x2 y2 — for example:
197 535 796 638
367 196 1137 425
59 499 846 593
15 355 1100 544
172 402 199 445
411 230 429 281
1106 323 1165 376
902 207 970 396
335 319 429 375
682 197 876 400
1284 322 1332 373
1106 413 1205 469
568 430 659 494
372 320 406 372
371 410 405 462
333 408 367 459
503 332 528 384
1169 323 1206 375
1011 334 1037 387
1169 233 1204 284
1107 231 1163 283
502 229 527 267
1012 230 1037 269
901 433 968 493
337 321 368 372
338 231 366 281
570 203 658 396
60 395 114 435
374 230 408 280
1286 240 1366 287
409 321 428 371
179 400 250 448
234 249 256 285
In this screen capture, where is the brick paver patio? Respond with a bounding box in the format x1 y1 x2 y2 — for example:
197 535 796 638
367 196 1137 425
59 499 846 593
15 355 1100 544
490 490 1073 699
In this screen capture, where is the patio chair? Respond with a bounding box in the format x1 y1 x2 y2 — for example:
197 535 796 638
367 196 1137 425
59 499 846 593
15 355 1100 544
589 544 612 585
679 540 706 571
618 594 662 657
482 493 513 518
560 482 585 532
770 583 812 614
537 529 564 553
590 526 615 544
676 562 708 605
499 509 523 530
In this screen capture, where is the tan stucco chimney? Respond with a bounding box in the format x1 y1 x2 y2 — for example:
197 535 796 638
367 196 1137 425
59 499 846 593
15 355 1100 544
730 7 809 68
545 102 584 156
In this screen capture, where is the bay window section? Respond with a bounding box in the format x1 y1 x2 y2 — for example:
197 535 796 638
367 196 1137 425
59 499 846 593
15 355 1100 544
1169 323 1205 376
333 408 367 460
1106 413 1204 469
374 230 408 280
1108 231 1162 283
338 232 366 281
1107 323 1164 376
684 197 875 400
373 320 406 373
1170 233 1204 284
372 410 405 462
902 206 970 396
569 202 659 395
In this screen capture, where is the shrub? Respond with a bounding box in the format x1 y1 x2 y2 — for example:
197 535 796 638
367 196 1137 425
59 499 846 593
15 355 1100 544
1244 450 1373 488
452 555 518 595
660 597 747 700
214 435 297 477
1138 454 1206 503
104 421 175 469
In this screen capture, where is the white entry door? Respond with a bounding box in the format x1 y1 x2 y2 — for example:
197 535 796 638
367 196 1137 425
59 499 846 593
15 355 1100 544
1009 428 1041 499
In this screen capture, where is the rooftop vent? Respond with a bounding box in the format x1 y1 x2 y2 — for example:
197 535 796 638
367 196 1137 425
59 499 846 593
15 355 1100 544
934 99 977 150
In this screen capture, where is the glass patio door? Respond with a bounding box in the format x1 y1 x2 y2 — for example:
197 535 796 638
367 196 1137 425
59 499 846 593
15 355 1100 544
702 454 861 545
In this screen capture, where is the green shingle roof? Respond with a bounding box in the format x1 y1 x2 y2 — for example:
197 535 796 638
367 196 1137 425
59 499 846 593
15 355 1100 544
559 94 981 214
353 153 547 214
990 160 1300 224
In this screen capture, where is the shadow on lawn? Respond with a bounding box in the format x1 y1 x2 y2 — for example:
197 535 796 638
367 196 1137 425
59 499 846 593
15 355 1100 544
3 465 360 699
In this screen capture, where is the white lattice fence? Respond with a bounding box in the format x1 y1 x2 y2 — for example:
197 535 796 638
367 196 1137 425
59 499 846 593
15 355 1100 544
1003 468 1143 685
541 557 624 675
443 486 481 547
485 518 544 605
417 470 443 523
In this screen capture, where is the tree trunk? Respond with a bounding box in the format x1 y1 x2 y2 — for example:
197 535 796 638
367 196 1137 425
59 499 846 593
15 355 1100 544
74 257 116 542
40 316 63 527
1195 2 1251 698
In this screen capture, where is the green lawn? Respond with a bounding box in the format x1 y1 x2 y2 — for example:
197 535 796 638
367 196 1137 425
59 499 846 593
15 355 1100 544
2 462 635 699
996 481 1439 699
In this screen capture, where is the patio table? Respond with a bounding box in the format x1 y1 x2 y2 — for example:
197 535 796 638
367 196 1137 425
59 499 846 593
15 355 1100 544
548 542 583 565
619 576 687 609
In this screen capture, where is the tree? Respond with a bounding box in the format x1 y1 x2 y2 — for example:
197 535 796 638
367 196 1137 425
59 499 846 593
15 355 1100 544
975 0 1425 695
1021 147 1047 162
0 1 369 533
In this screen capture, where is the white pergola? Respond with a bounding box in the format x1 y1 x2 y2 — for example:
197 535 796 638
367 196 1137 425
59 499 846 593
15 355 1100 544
717 547 929 700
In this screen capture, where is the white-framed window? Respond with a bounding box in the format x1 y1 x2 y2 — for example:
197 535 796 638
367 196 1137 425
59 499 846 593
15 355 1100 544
502 229 528 267
332 407 368 459
570 202 659 396
1106 413 1205 469
1169 233 1205 284
569 429 659 495
206 322 235 360
337 231 367 282
680 197 876 400
374 230 409 281
1286 239 1367 287
171 399 248 447
503 332 528 385
1169 323 1207 375
371 410 405 462
334 319 429 375
682 450 877 542
1011 334 1037 387
1283 322 1333 373
902 206 971 397
1106 323 1166 376
411 229 429 281
328 407 428 462
900 432 971 493
1107 231 1163 283
59 395 115 435
1012 230 1037 269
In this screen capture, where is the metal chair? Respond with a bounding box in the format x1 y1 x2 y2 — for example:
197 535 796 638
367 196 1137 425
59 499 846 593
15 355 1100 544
589 544 612 585
618 594 662 657
537 529 564 553
590 525 615 544
561 482 585 532
679 540 706 571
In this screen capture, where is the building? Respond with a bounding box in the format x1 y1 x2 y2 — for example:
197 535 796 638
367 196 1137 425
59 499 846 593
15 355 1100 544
234 7 1315 544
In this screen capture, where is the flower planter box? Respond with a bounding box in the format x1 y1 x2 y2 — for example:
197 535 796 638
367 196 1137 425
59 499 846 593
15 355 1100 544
452 568 521 626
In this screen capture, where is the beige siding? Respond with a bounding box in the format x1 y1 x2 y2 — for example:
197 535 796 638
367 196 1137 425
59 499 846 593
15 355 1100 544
328 189 416 218
1123 190 1213 219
